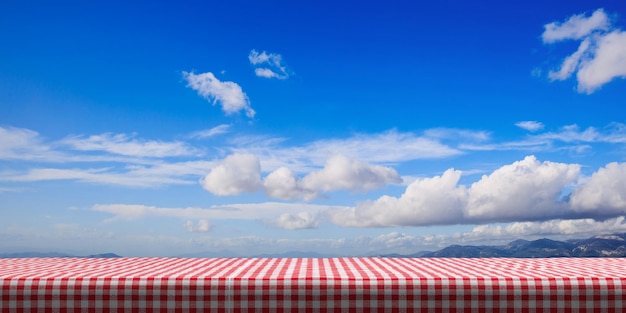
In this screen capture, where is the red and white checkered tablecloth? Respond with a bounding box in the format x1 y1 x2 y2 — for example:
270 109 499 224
1 257 625 312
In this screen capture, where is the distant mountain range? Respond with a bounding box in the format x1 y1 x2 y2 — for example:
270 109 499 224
381 233 626 258
3 233 626 258
0 252 121 258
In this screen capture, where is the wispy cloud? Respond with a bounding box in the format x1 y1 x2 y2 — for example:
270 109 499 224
515 121 544 132
182 216 626 255
5 217 626 257
460 123 626 152
2 124 624 192
542 8 626 93
463 217 626 243
0 126 61 161
0 160 216 188
249 50 290 79
184 220 213 233
92 202 344 224
60 133 198 158
230 130 462 173
0 186 27 193
542 9 610 43
188 124 231 139
182 71 255 117
2 167 195 187
423 128 490 142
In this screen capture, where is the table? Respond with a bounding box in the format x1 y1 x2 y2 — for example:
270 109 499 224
1 257 624 312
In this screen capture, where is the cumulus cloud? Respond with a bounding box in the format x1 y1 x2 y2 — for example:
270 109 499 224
274 212 319 230
330 169 467 227
263 167 318 201
249 50 290 79
466 156 580 222
515 121 544 132
201 154 401 201
570 162 626 215
200 153 262 196
542 9 626 93
182 71 255 117
184 220 213 232
329 156 585 227
300 155 402 193
60 133 197 157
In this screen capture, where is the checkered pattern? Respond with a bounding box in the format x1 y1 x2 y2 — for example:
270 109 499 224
1 257 625 312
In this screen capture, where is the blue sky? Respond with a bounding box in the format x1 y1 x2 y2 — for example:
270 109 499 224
1 0 626 256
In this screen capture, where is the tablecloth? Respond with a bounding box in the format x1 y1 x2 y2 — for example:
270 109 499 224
1 257 624 312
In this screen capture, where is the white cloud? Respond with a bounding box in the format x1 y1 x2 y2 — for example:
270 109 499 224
515 121 544 132
188 124 231 139
0 127 159 164
92 202 344 222
182 71 255 117
570 162 626 215
300 155 402 193
460 123 626 152
303 131 461 164
200 153 262 196
184 220 213 232
537 124 601 142
329 156 582 227
6 216 626 257
0 126 59 161
231 130 461 173
542 8 609 43
548 38 591 81
263 167 318 201
466 156 580 222
576 30 626 93
1 159 216 188
254 68 281 79
464 217 626 242
274 212 319 230
184 216 626 255
2 167 194 187
330 169 467 227
60 133 197 157
249 50 290 79
542 9 626 93
202 154 401 200
0 187 27 193
423 128 490 142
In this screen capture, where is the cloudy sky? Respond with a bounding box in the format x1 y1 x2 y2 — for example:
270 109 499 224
1 0 626 257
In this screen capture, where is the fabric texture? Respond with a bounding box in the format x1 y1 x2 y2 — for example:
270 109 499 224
1 257 624 312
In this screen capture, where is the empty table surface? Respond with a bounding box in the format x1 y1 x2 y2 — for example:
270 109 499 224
1 257 625 312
